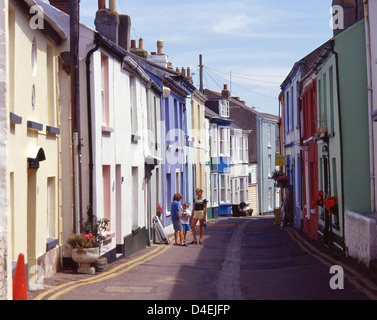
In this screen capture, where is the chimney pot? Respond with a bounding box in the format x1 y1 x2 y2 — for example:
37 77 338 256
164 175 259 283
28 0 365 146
131 40 136 49
139 38 144 50
187 67 191 77
109 0 116 12
157 40 164 55
98 0 105 10
182 68 186 77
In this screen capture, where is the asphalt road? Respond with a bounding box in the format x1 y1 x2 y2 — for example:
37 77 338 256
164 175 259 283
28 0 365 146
31 216 377 302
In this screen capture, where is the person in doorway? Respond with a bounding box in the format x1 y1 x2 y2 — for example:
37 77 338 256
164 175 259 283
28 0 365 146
171 193 186 246
190 188 207 245
181 202 191 245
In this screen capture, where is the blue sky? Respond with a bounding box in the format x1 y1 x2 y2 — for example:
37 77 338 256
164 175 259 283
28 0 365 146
80 0 334 115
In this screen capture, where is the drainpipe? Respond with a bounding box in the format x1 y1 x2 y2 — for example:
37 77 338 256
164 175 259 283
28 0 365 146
363 0 376 212
70 0 82 234
86 42 100 219
330 45 345 253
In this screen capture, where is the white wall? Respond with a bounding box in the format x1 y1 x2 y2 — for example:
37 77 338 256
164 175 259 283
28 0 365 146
345 210 377 266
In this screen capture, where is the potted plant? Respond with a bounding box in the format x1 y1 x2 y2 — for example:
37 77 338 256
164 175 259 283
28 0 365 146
156 203 164 220
67 217 110 274
67 233 100 274
272 170 290 188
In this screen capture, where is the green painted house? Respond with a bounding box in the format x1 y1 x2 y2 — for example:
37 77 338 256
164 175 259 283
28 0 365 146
315 20 370 255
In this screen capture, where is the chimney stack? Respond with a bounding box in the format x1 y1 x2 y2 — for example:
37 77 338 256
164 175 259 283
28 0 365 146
49 0 75 15
130 38 148 58
146 40 168 68
331 0 364 37
222 84 230 99
94 0 131 51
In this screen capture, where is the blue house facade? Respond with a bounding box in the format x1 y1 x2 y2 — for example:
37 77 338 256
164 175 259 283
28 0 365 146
205 97 232 216
256 113 279 214
136 58 190 232
280 43 330 228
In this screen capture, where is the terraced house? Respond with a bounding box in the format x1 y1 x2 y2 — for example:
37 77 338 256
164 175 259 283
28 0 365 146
3 0 65 298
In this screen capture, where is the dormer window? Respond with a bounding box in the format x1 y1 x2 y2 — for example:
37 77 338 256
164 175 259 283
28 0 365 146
220 100 229 118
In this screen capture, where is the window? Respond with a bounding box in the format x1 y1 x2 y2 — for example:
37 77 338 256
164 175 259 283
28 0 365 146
211 173 218 206
290 86 294 131
32 85 36 111
240 177 248 203
211 124 218 157
267 124 271 147
103 165 111 229
101 54 109 126
46 44 55 126
219 127 230 156
131 167 138 228
268 187 273 210
220 174 230 203
130 76 138 135
285 91 289 133
243 136 248 163
47 177 56 239
231 178 240 204
268 155 271 177
220 100 229 118
32 38 37 77
249 165 257 185
175 170 180 193
238 136 243 162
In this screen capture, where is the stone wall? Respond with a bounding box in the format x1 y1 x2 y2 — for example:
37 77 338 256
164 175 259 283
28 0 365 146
345 210 377 266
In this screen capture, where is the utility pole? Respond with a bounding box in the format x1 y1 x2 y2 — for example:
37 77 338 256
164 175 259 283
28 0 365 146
199 54 203 93
70 0 82 233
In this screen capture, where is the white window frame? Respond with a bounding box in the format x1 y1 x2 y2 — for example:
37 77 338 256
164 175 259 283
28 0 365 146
219 127 230 157
211 124 218 157
220 100 229 118
243 135 248 163
211 173 218 206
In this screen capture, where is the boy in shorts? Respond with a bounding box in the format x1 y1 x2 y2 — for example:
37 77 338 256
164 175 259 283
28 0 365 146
171 193 186 246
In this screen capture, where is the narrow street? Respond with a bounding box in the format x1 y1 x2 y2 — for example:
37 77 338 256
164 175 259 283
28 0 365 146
30 216 377 302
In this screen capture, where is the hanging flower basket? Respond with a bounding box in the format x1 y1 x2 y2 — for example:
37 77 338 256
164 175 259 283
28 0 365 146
325 196 338 215
311 190 324 207
272 170 290 188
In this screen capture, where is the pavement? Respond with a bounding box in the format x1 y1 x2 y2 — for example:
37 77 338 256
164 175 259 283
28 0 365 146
27 215 377 301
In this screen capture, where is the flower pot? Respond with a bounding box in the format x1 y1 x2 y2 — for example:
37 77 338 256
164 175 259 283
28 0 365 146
94 257 107 272
72 247 100 274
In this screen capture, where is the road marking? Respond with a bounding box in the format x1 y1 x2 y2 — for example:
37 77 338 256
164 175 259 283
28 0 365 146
33 246 169 300
286 229 377 300
104 286 154 294
218 219 250 300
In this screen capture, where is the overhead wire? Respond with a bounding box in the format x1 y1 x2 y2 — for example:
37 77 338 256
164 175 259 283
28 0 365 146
203 66 277 100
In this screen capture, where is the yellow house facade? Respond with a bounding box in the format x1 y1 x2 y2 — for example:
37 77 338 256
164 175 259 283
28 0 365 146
191 89 207 197
6 0 64 296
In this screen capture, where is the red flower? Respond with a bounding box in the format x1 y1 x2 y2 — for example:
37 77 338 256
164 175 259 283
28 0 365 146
325 196 338 214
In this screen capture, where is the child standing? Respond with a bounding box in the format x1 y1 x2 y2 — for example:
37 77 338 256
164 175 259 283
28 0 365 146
181 202 191 245
171 193 186 246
